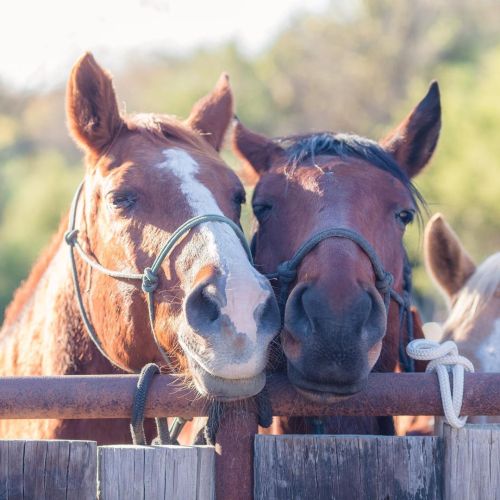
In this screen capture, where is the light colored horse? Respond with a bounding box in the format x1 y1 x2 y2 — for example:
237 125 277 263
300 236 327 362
425 212 500 424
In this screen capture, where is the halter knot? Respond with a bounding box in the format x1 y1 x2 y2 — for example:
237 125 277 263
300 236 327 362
375 271 394 294
64 229 78 246
276 261 297 284
142 267 159 293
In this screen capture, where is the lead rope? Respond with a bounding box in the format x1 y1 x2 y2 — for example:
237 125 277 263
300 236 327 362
130 364 171 445
406 339 474 428
263 227 415 371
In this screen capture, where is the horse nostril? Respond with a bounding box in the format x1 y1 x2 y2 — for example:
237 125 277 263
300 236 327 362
185 278 222 334
284 283 312 342
258 291 281 335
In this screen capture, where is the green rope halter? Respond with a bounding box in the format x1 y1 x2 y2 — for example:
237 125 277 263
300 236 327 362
65 180 253 373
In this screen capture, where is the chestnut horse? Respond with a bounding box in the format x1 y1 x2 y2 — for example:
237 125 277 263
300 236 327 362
233 83 441 435
425 213 500 424
0 53 280 443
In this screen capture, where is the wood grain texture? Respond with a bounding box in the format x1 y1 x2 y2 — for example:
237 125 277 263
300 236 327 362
0 440 97 499
98 444 214 500
442 423 500 500
254 435 443 500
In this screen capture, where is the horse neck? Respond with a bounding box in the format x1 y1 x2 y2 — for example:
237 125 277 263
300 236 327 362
0 228 112 377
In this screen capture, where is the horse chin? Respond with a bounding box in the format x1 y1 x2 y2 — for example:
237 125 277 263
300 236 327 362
294 387 355 404
287 363 367 404
188 358 266 401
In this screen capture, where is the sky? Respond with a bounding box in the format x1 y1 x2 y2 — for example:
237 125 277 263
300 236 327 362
1 0 330 91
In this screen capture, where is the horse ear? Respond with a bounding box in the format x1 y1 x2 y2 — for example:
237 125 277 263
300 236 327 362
232 120 284 183
424 213 476 300
380 81 441 178
185 73 233 151
66 53 123 156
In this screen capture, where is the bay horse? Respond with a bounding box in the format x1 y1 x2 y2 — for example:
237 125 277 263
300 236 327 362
424 213 500 424
233 83 441 435
0 53 280 443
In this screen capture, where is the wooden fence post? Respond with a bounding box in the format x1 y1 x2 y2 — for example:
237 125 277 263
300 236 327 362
442 423 500 500
98 444 214 500
254 435 443 500
215 405 258 500
0 440 97 500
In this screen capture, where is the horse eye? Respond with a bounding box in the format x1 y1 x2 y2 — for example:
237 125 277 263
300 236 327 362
396 209 415 226
233 190 246 206
109 192 137 210
253 203 273 222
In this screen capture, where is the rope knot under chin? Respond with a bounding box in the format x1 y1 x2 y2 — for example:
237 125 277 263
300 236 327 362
406 339 474 428
64 229 78 246
375 271 394 294
142 267 159 293
276 261 297 284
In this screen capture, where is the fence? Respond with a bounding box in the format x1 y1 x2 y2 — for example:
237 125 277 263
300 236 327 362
0 373 499 499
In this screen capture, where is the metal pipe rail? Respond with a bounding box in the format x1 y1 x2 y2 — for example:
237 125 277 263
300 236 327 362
0 372 499 419
2 372 500 500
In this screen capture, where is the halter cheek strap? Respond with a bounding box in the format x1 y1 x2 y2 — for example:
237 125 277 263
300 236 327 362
65 181 253 374
260 227 415 372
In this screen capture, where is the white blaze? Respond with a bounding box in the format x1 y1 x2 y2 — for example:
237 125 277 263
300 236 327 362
156 149 271 378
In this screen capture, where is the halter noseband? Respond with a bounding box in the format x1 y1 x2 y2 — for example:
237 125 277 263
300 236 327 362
260 227 415 372
65 181 253 374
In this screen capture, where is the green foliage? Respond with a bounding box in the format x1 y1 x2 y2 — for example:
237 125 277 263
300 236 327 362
0 151 80 313
1 0 500 321
404 45 500 318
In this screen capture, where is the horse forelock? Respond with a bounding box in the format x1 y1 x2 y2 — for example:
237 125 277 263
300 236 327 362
277 132 426 219
125 113 221 162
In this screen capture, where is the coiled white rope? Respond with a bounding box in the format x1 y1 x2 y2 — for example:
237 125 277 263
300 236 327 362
406 339 474 428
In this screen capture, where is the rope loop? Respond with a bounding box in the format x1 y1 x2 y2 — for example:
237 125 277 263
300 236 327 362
375 271 394 295
64 229 78 246
130 363 171 445
406 339 474 428
276 261 297 284
142 267 159 293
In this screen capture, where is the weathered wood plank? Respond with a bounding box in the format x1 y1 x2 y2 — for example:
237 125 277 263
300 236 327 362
98 444 215 500
254 435 442 500
0 440 97 499
194 446 215 500
442 423 500 500
44 440 70 500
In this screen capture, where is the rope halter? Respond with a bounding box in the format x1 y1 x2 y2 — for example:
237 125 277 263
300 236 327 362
64 181 253 373
406 339 474 428
262 226 416 371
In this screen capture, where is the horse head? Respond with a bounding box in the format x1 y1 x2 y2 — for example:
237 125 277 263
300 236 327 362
233 83 441 401
66 53 280 400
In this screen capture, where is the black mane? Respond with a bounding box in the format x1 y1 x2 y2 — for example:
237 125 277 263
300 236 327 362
278 132 425 212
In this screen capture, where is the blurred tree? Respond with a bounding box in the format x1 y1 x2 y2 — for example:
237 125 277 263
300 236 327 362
1 0 500 321
0 150 80 310
405 44 500 319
